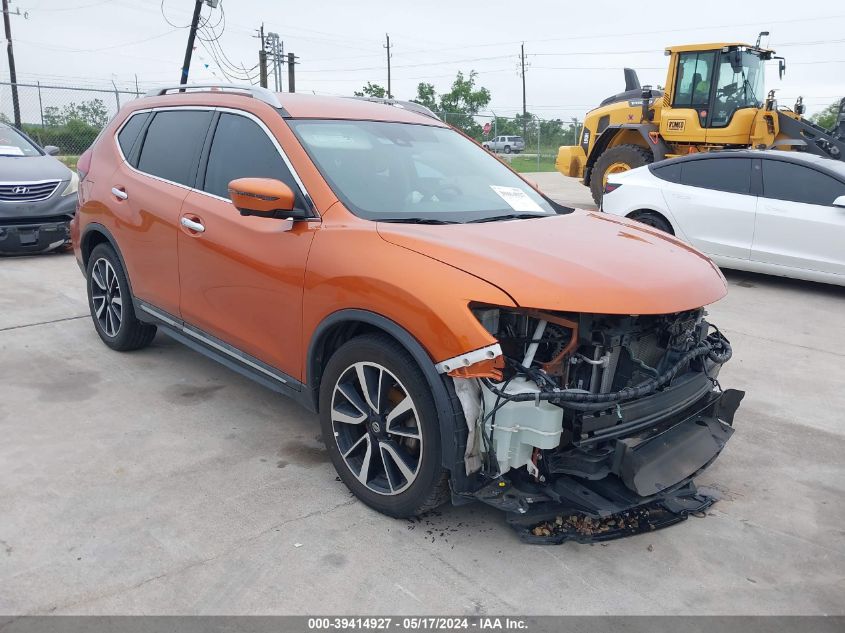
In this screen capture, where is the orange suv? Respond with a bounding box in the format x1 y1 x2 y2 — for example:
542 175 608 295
71 85 743 540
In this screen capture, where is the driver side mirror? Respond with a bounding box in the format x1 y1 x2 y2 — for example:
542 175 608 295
228 178 309 220
833 195 845 209
44 145 60 156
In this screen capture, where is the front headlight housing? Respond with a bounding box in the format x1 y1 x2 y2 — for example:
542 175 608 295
61 171 79 197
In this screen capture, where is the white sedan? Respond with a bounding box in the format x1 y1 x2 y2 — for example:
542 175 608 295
601 150 845 286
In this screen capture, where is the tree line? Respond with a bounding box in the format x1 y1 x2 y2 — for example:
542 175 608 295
355 71 581 150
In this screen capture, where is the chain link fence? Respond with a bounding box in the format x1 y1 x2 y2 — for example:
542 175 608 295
0 81 143 163
438 111 581 171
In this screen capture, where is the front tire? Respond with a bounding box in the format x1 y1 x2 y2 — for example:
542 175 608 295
590 144 653 205
86 243 157 351
319 334 450 517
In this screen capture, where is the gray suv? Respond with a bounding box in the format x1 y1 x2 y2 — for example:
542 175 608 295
0 123 77 255
482 135 525 154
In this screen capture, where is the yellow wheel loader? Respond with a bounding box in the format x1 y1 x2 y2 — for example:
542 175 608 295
557 36 845 204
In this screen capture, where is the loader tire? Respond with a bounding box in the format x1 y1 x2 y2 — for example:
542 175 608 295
590 144 653 205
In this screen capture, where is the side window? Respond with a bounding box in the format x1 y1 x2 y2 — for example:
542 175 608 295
680 158 751 195
673 51 715 109
762 161 845 206
652 162 681 183
201 113 302 203
136 110 212 186
117 112 150 163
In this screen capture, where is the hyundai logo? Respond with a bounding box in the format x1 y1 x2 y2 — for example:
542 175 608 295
12 186 29 195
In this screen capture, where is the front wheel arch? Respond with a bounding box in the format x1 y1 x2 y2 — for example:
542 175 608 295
306 310 467 487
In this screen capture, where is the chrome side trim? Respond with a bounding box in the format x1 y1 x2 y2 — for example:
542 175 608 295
138 303 180 328
435 343 503 374
182 325 287 384
138 302 287 385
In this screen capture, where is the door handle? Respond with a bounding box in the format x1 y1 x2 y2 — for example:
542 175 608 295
180 217 205 233
111 187 128 200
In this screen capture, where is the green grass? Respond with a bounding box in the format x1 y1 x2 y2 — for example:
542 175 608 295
57 155 79 171
507 155 557 173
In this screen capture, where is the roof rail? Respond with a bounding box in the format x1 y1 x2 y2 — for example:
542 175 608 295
347 96 441 121
144 84 283 109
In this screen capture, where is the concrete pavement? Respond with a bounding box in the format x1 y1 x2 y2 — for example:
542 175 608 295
1 183 843 614
525 171 597 210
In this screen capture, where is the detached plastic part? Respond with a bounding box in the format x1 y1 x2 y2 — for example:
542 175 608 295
508 481 717 544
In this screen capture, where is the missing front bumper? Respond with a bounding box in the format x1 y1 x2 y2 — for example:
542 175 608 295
466 388 744 543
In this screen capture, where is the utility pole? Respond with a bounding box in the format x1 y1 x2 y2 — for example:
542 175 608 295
384 33 392 99
2 0 21 127
287 52 296 93
257 24 268 88
520 42 527 141
265 32 283 91
179 0 204 85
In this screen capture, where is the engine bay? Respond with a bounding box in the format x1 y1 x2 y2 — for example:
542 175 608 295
452 305 742 537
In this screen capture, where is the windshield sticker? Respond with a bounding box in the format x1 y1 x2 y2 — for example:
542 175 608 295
0 145 25 156
490 186 544 213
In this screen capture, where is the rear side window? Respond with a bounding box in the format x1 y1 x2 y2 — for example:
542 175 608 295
680 158 751 195
117 112 150 161
136 110 212 187
762 160 845 206
652 162 681 183
201 113 301 203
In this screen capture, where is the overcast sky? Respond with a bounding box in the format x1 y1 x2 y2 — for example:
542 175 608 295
2 0 844 120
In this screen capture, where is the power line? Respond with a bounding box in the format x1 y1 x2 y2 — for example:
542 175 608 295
26 0 117 12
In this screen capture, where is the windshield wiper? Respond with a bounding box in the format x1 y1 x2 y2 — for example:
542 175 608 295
466 213 550 223
378 217 458 225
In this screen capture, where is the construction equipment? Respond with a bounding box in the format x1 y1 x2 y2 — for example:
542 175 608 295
556 35 845 204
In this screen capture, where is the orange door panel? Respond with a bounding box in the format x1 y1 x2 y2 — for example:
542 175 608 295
107 108 213 316
108 165 187 317
177 191 318 379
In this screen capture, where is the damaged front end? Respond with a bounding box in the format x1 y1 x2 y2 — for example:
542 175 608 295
445 306 744 543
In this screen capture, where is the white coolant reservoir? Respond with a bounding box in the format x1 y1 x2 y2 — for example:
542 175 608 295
481 377 564 475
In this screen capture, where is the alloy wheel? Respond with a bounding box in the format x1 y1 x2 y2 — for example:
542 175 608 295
330 362 423 496
90 258 123 337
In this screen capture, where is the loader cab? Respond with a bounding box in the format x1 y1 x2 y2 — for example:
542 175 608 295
661 43 772 145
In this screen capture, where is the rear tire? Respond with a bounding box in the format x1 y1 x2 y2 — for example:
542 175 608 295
86 243 157 351
590 144 653 205
630 210 673 234
319 334 450 518
504 145 511 154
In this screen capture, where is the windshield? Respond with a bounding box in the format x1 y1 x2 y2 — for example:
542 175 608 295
711 51 765 128
0 124 42 157
289 120 561 222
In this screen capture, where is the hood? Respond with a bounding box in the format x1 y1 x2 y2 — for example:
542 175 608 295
377 210 727 315
0 154 71 182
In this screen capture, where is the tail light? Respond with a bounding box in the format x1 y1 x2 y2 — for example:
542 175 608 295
77 149 92 180
604 182 622 194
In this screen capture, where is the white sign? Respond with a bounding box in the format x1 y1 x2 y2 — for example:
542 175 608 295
490 185 544 213
0 146 25 156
